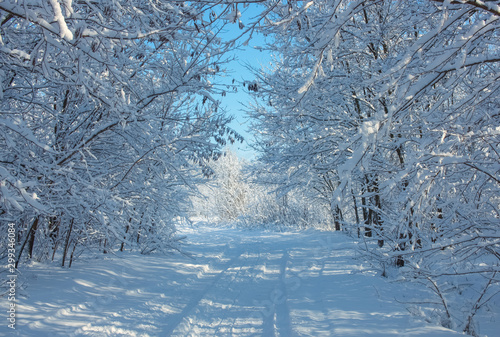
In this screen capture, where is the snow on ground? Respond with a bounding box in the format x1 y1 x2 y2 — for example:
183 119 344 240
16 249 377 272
1 221 470 336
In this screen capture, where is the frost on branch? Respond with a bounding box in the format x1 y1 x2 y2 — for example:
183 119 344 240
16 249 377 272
248 1 500 334
0 0 251 267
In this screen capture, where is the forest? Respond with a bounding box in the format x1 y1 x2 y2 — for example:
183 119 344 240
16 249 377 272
1 1 499 336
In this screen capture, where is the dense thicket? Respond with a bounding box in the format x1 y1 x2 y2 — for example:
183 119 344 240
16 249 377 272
249 1 499 334
0 1 274 265
191 149 333 229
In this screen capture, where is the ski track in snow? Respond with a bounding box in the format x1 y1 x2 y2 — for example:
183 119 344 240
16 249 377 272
1 221 466 337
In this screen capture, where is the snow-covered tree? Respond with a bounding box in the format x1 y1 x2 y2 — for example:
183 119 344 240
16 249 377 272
249 1 500 334
0 0 271 265
191 149 333 229
240 160 335 230
192 149 249 222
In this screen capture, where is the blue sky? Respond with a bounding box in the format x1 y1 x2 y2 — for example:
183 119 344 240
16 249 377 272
216 5 272 161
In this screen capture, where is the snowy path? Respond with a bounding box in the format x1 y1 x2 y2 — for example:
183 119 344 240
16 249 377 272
3 222 462 336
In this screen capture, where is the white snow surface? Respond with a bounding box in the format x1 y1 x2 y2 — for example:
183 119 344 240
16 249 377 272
2 221 471 336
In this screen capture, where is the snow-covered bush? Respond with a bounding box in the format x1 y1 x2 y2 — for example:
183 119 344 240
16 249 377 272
237 188 334 231
191 149 250 222
192 153 333 230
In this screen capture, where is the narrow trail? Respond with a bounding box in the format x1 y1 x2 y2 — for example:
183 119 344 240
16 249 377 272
4 221 462 336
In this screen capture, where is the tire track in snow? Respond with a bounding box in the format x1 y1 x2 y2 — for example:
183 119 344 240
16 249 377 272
210 249 253 337
317 254 336 335
275 250 293 336
260 249 294 337
162 249 245 336
184 244 266 336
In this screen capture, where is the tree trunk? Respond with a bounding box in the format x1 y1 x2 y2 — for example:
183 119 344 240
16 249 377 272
62 219 74 267
361 194 371 237
16 216 39 268
27 216 39 259
373 186 384 248
120 224 130 252
49 216 60 261
364 174 383 246
333 205 343 231
352 191 361 238
68 240 78 268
